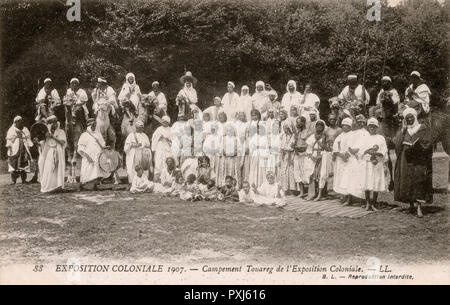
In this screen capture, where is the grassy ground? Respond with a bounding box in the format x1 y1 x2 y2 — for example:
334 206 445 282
0 181 448 266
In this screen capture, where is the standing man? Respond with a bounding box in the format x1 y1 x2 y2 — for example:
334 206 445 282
222 81 240 121
281 80 303 117
77 118 110 191
375 76 400 137
38 115 66 193
123 120 152 184
35 78 61 122
5 116 33 184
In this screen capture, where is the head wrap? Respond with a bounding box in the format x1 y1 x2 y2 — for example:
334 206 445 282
381 76 392 82
227 81 235 89
268 90 278 100
152 81 160 87
402 107 420 135
43 78 52 84
13 115 23 123
347 74 358 80
255 81 265 90
126 72 136 84
135 120 144 128
97 77 107 84
410 71 421 78
87 118 96 126
46 115 57 123
162 116 171 124
367 117 379 127
70 78 79 84
341 117 353 127
286 80 297 92
355 114 366 122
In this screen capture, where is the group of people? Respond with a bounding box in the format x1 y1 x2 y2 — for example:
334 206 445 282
5 70 433 217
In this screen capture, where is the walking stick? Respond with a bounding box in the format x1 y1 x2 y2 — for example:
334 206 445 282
362 42 369 117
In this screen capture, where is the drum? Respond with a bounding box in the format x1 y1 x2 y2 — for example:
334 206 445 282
30 122 48 142
134 147 152 171
98 148 121 173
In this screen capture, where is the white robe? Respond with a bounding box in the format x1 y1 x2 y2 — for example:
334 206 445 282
338 85 370 104
254 182 285 207
332 131 352 195
77 130 109 184
361 134 388 192
151 126 173 176
38 127 66 193
404 83 431 113
118 82 142 111
36 87 61 105
203 106 224 122
238 94 253 122
130 175 154 193
345 128 370 199
124 132 151 183
148 91 167 113
6 126 33 173
281 91 303 116
300 93 320 112
222 92 240 121
251 91 269 114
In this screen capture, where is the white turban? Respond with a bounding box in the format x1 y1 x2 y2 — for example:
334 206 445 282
381 76 391 82
227 81 235 89
255 81 265 89
286 80 297 92
341 117 353 127
126 72 136 84
43 78 52 84
367 117 379 127
152 81 160 87
403 107 418 118
13 115 22 123
70 78 79 84
162 116 171 124
348 74 357 80
410 71 421 78
97 77 107 83
135 120 144 128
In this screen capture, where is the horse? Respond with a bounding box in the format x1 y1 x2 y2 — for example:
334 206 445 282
63 95 86 183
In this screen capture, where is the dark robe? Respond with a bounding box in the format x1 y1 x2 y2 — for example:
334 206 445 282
393 124 432 203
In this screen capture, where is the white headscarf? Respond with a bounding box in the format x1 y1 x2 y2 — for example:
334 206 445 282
286 80 297 93
241 85 250 96
255 81 265 92
125 72 136 88
403 107 421 136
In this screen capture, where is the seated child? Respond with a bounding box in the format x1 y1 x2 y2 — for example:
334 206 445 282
238 181 256 204
251 171 286 207
180 174 198 201
202 179 225 201
197 156 215 182
191 176 209 202
130 165 154 193
219 175 239 202
169 175 185 197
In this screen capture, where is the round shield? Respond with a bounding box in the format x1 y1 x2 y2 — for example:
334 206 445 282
98 149 120 173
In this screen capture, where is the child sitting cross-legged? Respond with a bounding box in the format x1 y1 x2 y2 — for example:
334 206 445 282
191 176 209 202
202 179 225 201
251 171 286 207
238 181 256 204
130 165 154 194
169 174 185 197
179 174 199 201
219 175 239 202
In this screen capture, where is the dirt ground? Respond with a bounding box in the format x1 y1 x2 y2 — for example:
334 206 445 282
0 178 448 266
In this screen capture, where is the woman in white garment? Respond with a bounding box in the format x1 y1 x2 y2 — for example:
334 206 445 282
281 80 302 117
332 118 353 204
118 72 142 133
77 118 110 190
361 118 388 211
123 120 151 184
222 81 240 122
38 116 66 193
176 71 198 119
248 114 270 188
151 116 173 177
238 85 253 122
251 81 269 115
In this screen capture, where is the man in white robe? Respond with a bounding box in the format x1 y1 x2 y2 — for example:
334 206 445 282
35 78 61 122
251 81 269 114
5 116 33 184
63 78 89 121
222 81 240 121
281 80 303 117
238 85 253 122
77 118 110 190
151 116 173 177
338 75 370 111
147 81 168 115
404 71 431 114
38 116 66 193
92 77 118 144
299 83 320 114
124 120 151 184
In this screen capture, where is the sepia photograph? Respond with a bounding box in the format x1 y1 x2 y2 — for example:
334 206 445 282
0 0 448 287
